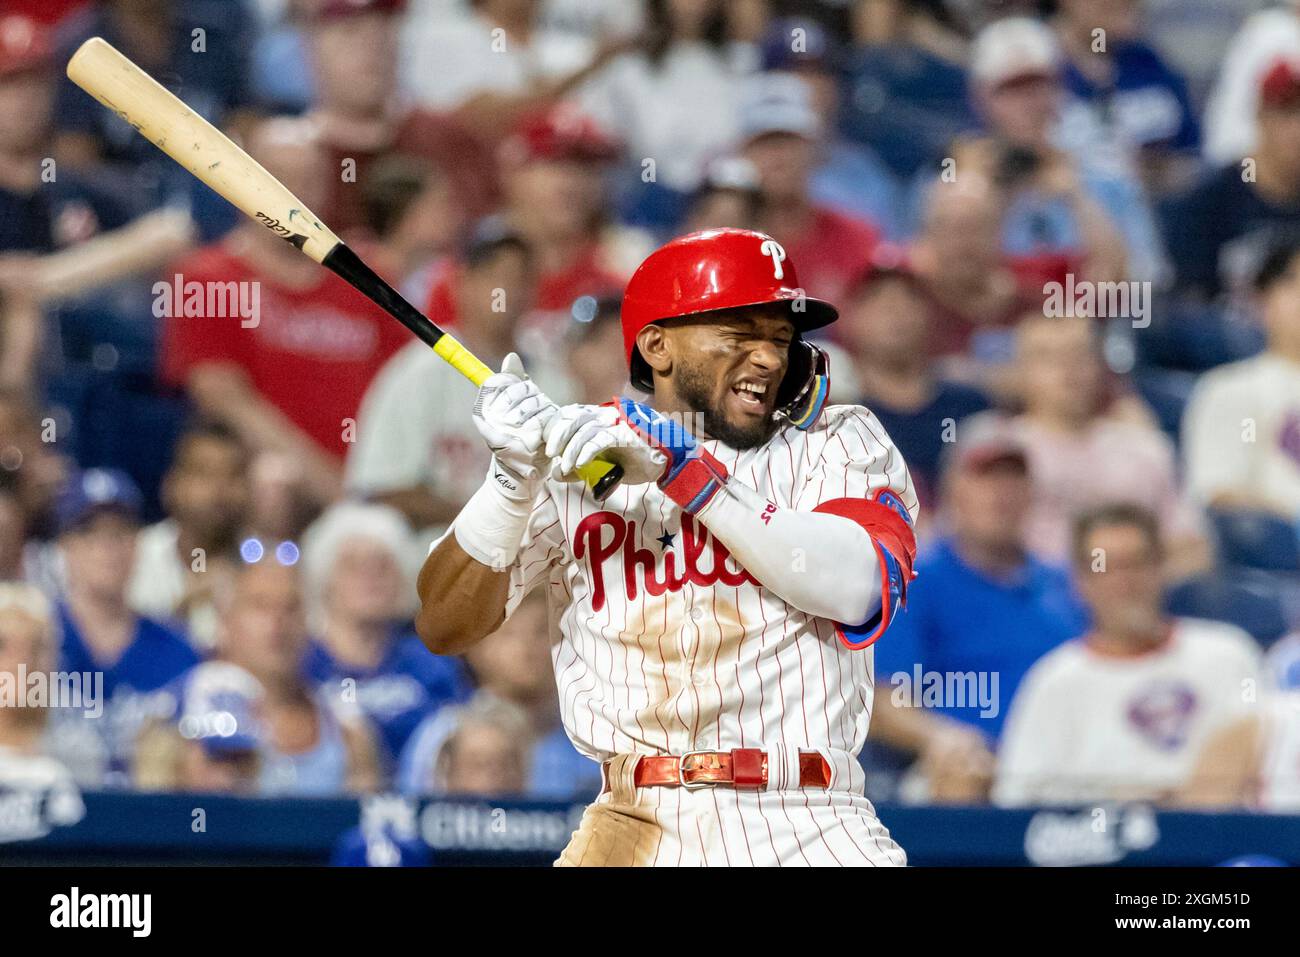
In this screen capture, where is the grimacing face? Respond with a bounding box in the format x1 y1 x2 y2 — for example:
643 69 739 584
641 306 796 449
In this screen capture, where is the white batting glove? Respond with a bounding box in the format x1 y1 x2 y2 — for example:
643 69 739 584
472 353 558 497
543 404 667 486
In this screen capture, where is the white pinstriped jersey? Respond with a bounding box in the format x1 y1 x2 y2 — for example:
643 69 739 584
505 403 918 766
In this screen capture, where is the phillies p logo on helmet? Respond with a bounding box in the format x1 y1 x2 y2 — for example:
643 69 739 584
760 238 787 280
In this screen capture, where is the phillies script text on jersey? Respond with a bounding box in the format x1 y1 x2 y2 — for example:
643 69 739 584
575 512 757 610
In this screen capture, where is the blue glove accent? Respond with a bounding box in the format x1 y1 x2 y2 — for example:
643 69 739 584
616 396 701 482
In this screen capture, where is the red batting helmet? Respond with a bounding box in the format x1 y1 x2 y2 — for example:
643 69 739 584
621 228 837 428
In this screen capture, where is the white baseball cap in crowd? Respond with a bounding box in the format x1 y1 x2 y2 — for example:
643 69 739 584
970 16 1062 90
739 73 822 143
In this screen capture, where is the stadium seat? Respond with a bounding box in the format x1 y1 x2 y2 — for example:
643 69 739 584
1208 508 1300 572
1166 570 1291 647
1135 300 1265 372
1131 366 1198 440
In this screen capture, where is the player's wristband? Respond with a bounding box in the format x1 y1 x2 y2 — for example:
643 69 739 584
660 448 728 514
451 458 537 571
614 397 729 514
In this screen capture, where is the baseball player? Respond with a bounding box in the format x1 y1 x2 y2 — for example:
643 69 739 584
417 228 918 866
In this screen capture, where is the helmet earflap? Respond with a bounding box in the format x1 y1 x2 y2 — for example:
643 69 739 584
775 338 831 430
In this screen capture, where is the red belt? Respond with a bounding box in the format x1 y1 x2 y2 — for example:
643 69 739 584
602 749 831 792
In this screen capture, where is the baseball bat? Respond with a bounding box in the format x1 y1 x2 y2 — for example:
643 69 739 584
65 37 623 501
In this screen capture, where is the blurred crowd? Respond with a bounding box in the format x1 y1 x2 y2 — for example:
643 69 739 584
2 0 1300 812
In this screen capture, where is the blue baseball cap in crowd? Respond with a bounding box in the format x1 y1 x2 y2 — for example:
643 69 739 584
176 662 266 756
55 468 143 534
761 18 841 73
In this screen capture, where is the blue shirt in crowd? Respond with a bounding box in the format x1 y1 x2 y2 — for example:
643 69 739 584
57 603 199 776
865 382 991 506
873 538 1089 742
1061 40 1200 154
303 631 472 763
1161 163 1300 301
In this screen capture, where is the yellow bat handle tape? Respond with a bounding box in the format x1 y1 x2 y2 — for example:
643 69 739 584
432 333 618 493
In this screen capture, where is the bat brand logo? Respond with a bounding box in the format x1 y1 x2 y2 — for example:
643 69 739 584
760 239 786 280
574 511 756 611
255 211 309 249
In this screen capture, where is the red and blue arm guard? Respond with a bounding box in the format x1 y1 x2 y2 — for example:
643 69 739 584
811 489 917 649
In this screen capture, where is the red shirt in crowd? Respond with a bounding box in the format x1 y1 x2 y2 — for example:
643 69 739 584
777 207 880 308
535 243 624 313
321 109 498 238
922 252 1078 357
161 244 410 459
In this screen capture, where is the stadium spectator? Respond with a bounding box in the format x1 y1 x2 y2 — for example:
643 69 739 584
52 0 256 214
1015 313 1210 578
497 106 633 316
356 154 465 302
760 17 904 239
1163 58 1300 303
680 154 762 234
1185 240 1300 522
564 295 635 404
1183 239 1300 516
304 0 497 234
844 247 991 511
0 474 25 581
215 556 380 796
0 14 191 306
0 391 68 587
432 692 532 797
0 582 107 787
300 502 469 764
55 468 199 783
400 0 630 143
460 589 600 798
994 504 1262 807
1202 0 1300 166
0 275 40 397
871 413 1089 802
579 0 751 223
741 72 880 308
346 219 572 531
839 0 975 179
1052 0 1201 195
399 589 601 800
964 16 1164 283
132 661 265 795
127 420 250 651
910 175 1031 377
1182 688 1300 811
161 117 411 511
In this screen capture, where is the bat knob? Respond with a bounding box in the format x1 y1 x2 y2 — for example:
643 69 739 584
590 463 624 502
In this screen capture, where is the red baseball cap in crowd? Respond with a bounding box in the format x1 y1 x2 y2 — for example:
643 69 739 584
1259 57 1300 110
0 15 52 78
309 0 406 21
847 242 919 297
499 106 622 167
